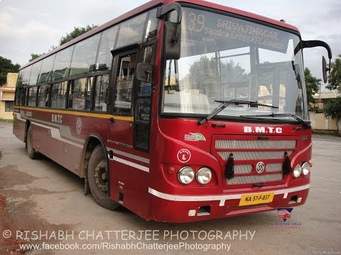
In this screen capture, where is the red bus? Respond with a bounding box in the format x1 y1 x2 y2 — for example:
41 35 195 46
13 0 332 223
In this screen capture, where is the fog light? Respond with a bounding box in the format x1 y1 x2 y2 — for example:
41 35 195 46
178 167 195 185
302 162 311 176
196 167 212 185
293 164 302 178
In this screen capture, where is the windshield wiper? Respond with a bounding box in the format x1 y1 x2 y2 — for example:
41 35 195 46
240 113 310 128
198 100 278 125
291 61 302 89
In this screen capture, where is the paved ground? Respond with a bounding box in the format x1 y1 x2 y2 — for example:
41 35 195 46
0 121 340 255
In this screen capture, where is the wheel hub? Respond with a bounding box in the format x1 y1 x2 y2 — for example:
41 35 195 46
94 160 108 193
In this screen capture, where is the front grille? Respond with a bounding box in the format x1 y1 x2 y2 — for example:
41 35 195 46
215 140 296 150
214 138 296 186
266 163 282 173
234 165 252 174
227 173 283 185
218 151 293 161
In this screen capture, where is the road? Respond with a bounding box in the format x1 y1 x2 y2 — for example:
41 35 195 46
0 121 340 255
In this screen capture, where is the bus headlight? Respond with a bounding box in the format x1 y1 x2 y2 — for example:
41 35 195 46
196 167 212 185
178 167 195 185
302 162 311 176
293 164 302 178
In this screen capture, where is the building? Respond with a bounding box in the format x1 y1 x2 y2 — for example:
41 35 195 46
310 90 341 134
0 73 18 120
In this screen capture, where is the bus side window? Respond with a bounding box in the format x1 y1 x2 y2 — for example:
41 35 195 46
51 82 68 109
37 85 51 108
27 87 38 107
94 75 109 112
20 87 27 106
69 78 92 111
113 52 137 115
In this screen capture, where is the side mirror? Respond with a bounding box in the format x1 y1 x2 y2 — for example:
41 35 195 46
157 3 182 60
322 56 331 83
164 21 181 60
136 63 152 82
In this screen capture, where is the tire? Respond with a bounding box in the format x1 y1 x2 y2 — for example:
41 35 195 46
87 146 120 210
26 125 39 159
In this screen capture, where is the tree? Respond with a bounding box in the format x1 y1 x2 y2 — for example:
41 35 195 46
60 25 97 45
28 25 96 63
327 55 341 91
187 56 249 98
324 97 341 132
0 56 20 85
304 68 321 106
29 53 43 62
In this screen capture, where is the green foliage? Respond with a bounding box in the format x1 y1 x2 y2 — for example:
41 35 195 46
327 55 341 91
304 68 321 105
0 56 20 86
324 97 341 123
60 25 97 45
29 53 43 62
29 25 96 64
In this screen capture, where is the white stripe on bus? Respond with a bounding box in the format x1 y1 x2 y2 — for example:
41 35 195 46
106 147 150 164
31 121 83 149
148 184 310 206
110 155 150 173
19 113 150 170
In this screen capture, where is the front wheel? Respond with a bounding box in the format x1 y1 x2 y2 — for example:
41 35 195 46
87 146 120 210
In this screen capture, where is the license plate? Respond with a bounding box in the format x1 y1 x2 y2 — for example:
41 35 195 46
239 192 275 206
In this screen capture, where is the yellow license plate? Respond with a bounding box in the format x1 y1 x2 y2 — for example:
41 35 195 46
239 192 275 206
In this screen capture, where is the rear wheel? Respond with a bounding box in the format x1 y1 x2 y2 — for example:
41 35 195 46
87 146 120 210
26 125 39 159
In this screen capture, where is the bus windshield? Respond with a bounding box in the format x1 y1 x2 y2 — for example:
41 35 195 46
162 7 308 120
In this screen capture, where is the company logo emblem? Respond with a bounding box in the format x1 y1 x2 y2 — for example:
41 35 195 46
255 161 266 174
244 126 283 134
184 133 206 142
277 208 294 222
177 149 191 163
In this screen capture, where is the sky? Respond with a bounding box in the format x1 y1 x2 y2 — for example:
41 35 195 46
0 0 340 84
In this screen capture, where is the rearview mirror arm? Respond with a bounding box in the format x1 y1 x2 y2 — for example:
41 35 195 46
156 3 182 23
295 40 333 60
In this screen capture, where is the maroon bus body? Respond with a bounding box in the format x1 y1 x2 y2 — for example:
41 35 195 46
13 0 311 223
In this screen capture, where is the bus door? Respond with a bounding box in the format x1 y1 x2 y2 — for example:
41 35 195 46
108 43 154 153
108 44 153 214
108 46 138 149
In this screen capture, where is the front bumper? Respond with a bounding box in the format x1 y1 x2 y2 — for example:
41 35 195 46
148 184 310 223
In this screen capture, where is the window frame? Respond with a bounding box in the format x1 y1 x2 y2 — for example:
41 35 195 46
69 34 101 78
52 46 75 82
37 84 52 108
93 74 111 113
50 82 69 109
68 77 93 111
111 44 139 116
27 86 38 107
16 7 159 116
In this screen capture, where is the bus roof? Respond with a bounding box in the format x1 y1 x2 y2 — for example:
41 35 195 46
21 0 300 70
